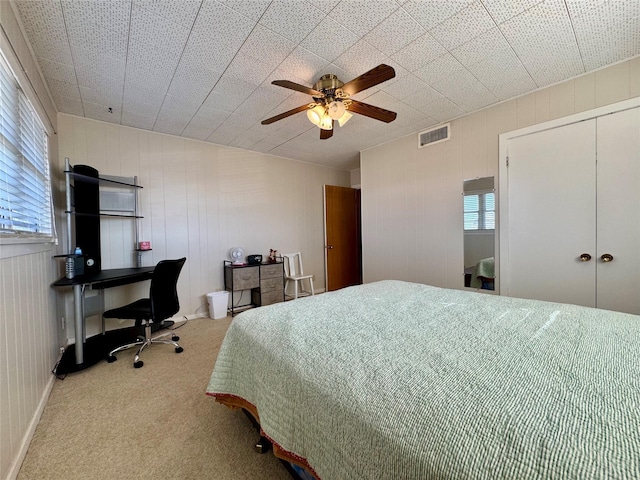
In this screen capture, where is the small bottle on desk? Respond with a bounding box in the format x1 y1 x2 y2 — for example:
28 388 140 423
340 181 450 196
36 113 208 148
73 247 84 276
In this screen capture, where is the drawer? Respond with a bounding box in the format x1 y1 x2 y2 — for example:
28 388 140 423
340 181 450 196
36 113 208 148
260 263 283 279
252 289 284 306
260 276 283 292
225 266 259 290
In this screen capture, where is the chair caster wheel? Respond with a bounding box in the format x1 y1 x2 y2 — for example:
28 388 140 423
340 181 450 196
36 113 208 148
175 346 184 353
134 360 144 368
107 355 117 363
172 335 180 341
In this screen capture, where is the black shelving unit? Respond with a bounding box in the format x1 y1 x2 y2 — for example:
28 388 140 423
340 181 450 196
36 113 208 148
62 158 149 276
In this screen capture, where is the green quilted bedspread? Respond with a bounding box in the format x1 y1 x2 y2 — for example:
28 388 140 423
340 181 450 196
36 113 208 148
207 280 640 479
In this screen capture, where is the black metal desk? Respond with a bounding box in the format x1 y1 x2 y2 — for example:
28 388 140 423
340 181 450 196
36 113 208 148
53 267 155 368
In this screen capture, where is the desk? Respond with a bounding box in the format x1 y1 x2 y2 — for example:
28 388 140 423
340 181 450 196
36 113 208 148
53 267 155 367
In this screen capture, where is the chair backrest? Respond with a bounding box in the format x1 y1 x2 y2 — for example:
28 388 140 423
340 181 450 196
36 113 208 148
150 257 186 321
281 252 304 277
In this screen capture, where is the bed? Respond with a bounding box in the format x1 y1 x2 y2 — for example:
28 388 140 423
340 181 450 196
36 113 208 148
466 256 495 290
206 280 640 479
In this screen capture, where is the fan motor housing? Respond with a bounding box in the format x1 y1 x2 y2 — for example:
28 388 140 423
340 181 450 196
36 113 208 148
313 74 344 94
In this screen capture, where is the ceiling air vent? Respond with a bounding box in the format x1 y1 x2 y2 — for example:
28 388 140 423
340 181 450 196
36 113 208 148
418 123 450 148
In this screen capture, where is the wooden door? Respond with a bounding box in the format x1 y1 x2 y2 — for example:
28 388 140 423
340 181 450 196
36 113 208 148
505 119 597 307
596 108 640 314
324 185 362 291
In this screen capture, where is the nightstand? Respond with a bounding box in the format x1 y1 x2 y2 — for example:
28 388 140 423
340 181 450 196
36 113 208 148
252 262 285 306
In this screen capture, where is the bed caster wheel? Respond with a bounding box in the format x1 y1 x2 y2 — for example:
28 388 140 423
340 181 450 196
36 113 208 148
175 346 184 353
107 355 117 363
134 360 144 368
172 335 180 341
255 436 271 454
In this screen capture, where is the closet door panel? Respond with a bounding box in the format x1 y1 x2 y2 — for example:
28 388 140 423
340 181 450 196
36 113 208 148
507 120 597 306
596 107 640 314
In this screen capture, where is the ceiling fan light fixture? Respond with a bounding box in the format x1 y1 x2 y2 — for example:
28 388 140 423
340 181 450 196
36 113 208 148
306 105 324 126
327 100 346 120
319 113 333 130
337 111 352 127
262 64 397 133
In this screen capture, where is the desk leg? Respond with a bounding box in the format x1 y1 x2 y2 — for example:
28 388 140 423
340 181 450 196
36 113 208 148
73 284 84 364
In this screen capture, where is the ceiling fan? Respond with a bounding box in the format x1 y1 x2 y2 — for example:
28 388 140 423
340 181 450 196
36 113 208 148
261 64 397 140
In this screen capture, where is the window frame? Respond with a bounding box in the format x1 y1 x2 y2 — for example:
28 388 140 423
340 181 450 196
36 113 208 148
463 190 495 232
0 50 53 244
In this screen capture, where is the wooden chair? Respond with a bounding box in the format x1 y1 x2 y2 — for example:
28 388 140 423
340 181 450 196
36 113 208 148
281 252 315 300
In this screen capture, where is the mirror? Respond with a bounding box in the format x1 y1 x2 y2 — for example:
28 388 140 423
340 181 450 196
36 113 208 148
463 177 495 291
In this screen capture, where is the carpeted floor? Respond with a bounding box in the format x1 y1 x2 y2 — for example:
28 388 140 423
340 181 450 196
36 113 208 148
17 317 291 480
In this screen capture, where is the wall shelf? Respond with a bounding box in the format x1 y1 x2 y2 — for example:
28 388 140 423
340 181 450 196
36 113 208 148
65 211 143 219
64 170 143 188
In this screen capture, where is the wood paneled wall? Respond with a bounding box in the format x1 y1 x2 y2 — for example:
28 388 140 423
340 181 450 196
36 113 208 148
361 57 640 290
1 3 62 479
56 114 350 337
0 246 59 480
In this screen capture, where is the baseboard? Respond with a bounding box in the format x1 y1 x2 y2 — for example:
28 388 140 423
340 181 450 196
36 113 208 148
8 373 56 480
284 287 326 300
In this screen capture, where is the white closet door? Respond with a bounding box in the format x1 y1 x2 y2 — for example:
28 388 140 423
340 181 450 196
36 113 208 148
596 108 640 314
506 119 597 306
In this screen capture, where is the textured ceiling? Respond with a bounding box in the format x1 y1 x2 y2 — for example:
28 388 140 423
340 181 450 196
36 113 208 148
12 0 640 170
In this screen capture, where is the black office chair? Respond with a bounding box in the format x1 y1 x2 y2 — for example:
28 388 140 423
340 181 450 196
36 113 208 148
103 257 186 368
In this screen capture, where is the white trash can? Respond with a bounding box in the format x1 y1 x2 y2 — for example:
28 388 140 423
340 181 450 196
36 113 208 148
207 291 229 319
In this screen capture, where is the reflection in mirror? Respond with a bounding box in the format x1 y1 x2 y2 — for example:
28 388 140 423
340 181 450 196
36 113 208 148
463 177 495 291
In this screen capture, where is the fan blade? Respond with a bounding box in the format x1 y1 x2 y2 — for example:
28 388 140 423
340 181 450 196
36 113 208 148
261 104 313 125
272 80 324 97
340 64 395 96
320 124 333 139
348 100 397 123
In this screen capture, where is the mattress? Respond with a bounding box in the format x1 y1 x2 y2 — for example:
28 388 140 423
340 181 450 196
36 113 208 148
207 280 640 479
469 256 494 289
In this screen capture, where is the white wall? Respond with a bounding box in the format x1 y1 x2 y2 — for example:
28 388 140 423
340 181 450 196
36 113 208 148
0 3 61 480
56 114 350 337
361 57 640 290
350 168 361 188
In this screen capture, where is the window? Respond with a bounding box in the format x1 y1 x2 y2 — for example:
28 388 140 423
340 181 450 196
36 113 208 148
464 191 495 231
0 52 51 239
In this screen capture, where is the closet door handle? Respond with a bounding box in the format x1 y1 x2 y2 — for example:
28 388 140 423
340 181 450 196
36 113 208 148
579 253 592 262
600 253 614 263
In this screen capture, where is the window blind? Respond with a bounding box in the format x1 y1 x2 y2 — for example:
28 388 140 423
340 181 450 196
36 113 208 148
0 53 51 237
464 191 495 231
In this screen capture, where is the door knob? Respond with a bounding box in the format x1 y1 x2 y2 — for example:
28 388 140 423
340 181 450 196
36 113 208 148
579 253 592 262
325 245 334 249
600 253 613 262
